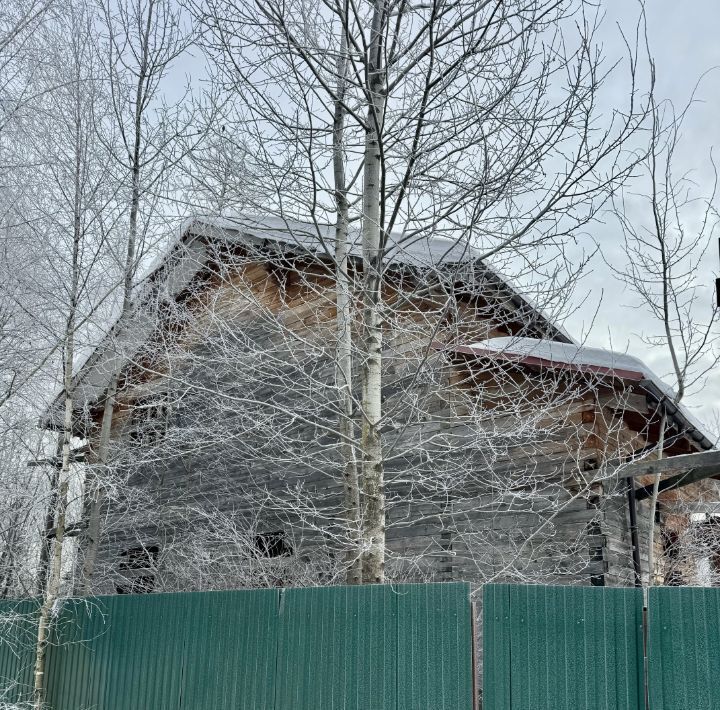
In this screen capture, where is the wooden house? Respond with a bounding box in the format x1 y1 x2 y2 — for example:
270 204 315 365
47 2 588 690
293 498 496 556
44 216 719 595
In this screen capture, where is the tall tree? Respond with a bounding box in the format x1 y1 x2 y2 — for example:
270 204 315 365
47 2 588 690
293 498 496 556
12 2 120 702
78 0 196 592
612 84 719 585
193 0 650 582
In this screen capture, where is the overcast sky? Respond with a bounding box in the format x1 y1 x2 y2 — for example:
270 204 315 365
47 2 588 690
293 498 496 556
562 1 720 432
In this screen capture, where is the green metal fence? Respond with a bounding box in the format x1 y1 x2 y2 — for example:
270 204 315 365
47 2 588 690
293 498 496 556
9 583 720 709
647 586 720 709
0 598 39 705
483 585 645 710
484 584 720 710
0 583 474 710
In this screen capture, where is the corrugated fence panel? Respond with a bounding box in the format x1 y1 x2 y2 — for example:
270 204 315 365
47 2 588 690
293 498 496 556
275 584 397 710
274 582 473 710
483 585 644 710
45 590 281 710
648 587 720 710
396 582 473 710
47 594 188 710
483 585 511 710
0 598 38 706
0 583 472 710
180 589 280 710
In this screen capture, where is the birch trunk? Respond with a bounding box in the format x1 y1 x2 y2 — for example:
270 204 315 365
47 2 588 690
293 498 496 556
33 399 71 709
360 0 387 584
79 3 150 592
33 105 84 706
35 438 63 596
333 28 362 585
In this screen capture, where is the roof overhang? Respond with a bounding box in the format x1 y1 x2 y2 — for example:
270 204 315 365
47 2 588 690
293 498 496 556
439 337 715 452
442 342 646 382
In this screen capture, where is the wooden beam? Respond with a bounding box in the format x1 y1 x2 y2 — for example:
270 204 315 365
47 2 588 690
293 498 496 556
634 467 719 501
598 392 649 415
26 451 87 468
620 450 720 479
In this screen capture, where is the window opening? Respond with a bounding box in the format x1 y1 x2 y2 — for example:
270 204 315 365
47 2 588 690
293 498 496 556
116 545 159 594
254 531 293 558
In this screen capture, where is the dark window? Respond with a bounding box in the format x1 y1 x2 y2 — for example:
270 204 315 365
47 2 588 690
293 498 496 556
439 531 454 578
116 545 159 595
128 396 170 444
118 545 159 570
587 519 606 587
117 575 156 595
254 531 292 558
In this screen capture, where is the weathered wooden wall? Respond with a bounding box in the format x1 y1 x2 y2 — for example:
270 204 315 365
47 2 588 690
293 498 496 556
82 242 711 599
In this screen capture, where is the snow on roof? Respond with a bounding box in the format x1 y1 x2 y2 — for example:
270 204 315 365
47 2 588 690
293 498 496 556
469 336 652 379
186 214 480 269
464 336 713 448
187 214 575 342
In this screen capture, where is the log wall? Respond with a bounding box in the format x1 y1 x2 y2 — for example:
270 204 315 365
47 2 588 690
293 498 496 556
82 248 713 602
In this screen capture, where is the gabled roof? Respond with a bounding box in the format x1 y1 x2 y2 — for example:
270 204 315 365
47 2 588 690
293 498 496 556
42 215 577 428
186 215 576 341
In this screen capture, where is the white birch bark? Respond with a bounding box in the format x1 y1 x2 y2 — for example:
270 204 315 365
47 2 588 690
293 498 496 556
33 82 85 705
333 27 362 585
359 0 387 584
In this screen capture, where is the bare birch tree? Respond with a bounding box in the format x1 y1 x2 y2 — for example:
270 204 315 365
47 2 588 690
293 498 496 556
0 0 57 413
612 82 719 585
2 2 121 701
189 0 650 582
78 0 198 591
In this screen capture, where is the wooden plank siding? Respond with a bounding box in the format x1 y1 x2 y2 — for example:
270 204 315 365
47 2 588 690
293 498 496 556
84 248 717 599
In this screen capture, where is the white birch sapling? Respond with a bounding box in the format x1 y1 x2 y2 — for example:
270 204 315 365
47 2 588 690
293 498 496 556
23 4 117 703
332 25 362 584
